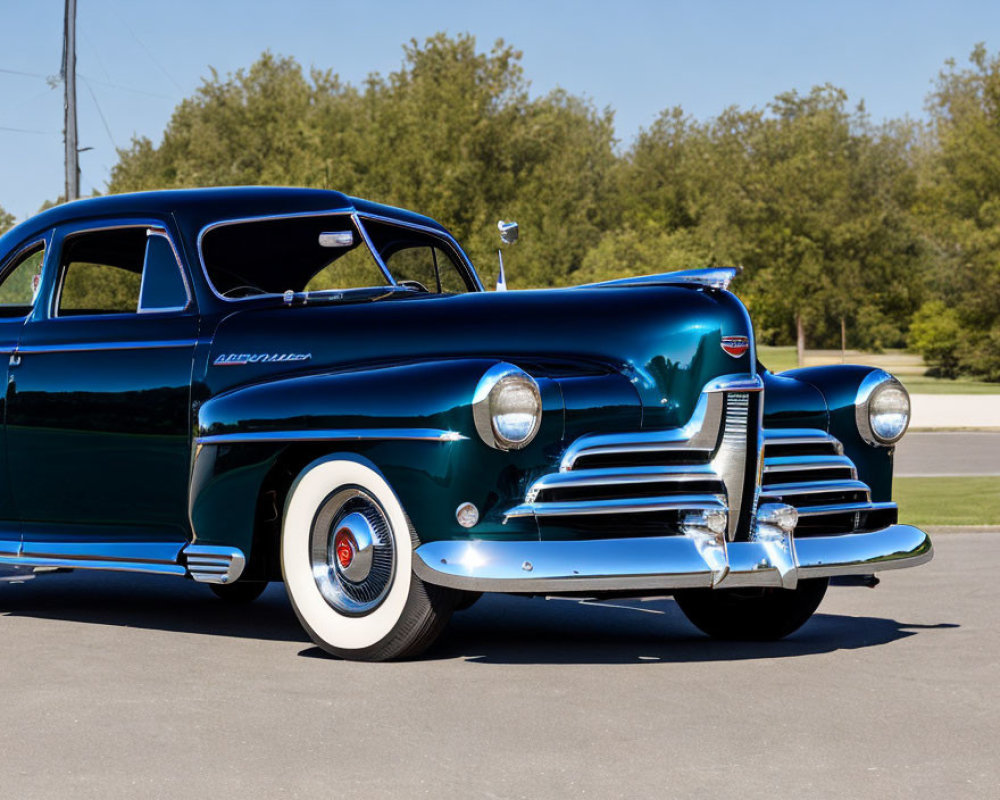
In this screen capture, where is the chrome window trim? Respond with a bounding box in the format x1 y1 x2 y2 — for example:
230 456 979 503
195 208 484 303
194 428 468 446
195 209 398 303
137 227 194 314
355 211 485 293
52 222 193 318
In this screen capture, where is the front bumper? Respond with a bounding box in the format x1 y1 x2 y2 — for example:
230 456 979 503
413 524 933 594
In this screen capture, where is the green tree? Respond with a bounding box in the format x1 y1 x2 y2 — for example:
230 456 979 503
915 44 1000 379
109 35 616 287
0 205 14 236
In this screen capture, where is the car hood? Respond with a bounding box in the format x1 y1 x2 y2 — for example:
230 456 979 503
203 285 756 428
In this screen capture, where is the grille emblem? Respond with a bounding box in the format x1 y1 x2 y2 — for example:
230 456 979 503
721 335 749 358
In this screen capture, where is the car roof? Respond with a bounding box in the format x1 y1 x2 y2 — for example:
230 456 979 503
0 186 450 256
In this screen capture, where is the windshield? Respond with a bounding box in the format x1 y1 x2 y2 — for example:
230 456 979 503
200 213 476 299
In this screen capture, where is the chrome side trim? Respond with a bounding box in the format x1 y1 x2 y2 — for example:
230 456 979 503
182 544 246 584
0 536 22 558
194 428 468 446
504 494 726 520
413 524 932 593
0 540 247 584
0 555 187 576
17 338 199 354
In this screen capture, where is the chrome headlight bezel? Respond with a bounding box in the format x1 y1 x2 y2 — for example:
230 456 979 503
472 363 542 450
854 370 911 446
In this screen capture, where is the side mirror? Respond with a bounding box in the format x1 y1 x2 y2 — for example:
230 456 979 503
496 220 518 291
498 220 519 245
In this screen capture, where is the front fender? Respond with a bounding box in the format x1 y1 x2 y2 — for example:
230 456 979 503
779 364 897 501
188 359 567 566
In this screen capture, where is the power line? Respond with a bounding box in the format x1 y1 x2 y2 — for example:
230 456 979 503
0 125 59 135
80 76 117 149
0 67 50 80
116 11 183 92
77 73 173 100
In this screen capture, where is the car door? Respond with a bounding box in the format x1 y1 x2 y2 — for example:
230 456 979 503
5 218 199 552
0 235 50 559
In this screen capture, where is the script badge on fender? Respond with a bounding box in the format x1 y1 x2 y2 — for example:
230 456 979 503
721 335 749 358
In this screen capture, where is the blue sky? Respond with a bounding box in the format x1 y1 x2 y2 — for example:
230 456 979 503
1 0 998 222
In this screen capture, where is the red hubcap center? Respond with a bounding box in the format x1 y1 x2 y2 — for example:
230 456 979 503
334 529 355 568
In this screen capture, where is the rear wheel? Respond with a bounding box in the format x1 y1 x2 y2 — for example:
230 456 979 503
674 578 829 641
281 458 457 661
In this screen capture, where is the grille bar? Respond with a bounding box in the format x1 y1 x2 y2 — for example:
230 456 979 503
525 463 721 503
761 430 895 535
504 494 726 519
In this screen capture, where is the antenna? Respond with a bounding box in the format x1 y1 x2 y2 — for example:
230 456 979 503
62 0 79 201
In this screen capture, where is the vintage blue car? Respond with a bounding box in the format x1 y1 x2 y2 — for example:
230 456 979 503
0 187 931 660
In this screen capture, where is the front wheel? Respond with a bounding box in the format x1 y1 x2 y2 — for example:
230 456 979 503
281 458 457 661
674 578 829 641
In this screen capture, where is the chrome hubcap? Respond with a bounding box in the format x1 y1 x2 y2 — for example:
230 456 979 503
310 488 395 615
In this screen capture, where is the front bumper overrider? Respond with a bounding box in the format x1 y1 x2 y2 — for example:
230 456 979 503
413 520 933 594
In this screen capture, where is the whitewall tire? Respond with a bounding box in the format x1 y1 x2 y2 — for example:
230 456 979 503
281 456 456 661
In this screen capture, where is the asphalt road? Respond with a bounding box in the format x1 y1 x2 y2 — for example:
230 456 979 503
1 532 996 799
894 431 1000 476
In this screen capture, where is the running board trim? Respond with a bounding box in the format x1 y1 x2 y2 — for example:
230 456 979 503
0 540 246 584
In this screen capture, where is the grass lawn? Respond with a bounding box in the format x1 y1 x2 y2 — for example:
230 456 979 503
894 476 1000 527
757 345 1000 394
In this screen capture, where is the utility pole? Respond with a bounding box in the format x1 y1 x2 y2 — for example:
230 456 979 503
62 0 79 202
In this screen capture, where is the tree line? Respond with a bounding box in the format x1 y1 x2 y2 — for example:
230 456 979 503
4 35 1000 380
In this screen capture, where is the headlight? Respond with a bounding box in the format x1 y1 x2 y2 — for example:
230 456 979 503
472 363 542 450
855 371 910 446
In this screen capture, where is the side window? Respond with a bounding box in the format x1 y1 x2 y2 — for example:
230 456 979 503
58 228 145 315
361 218 473 293
0 242 45 318
139 233 189 312
386 246 468 293
57 226 188 316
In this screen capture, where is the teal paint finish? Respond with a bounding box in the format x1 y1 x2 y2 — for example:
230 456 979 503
779 365 895 502
5 312 198 538
0 187 906 570
760 369 829 431
202 284 752 430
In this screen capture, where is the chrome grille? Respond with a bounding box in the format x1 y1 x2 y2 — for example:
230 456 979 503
506 382 761 539
760 429 896 535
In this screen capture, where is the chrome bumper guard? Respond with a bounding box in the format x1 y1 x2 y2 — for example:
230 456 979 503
413 516 933 594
